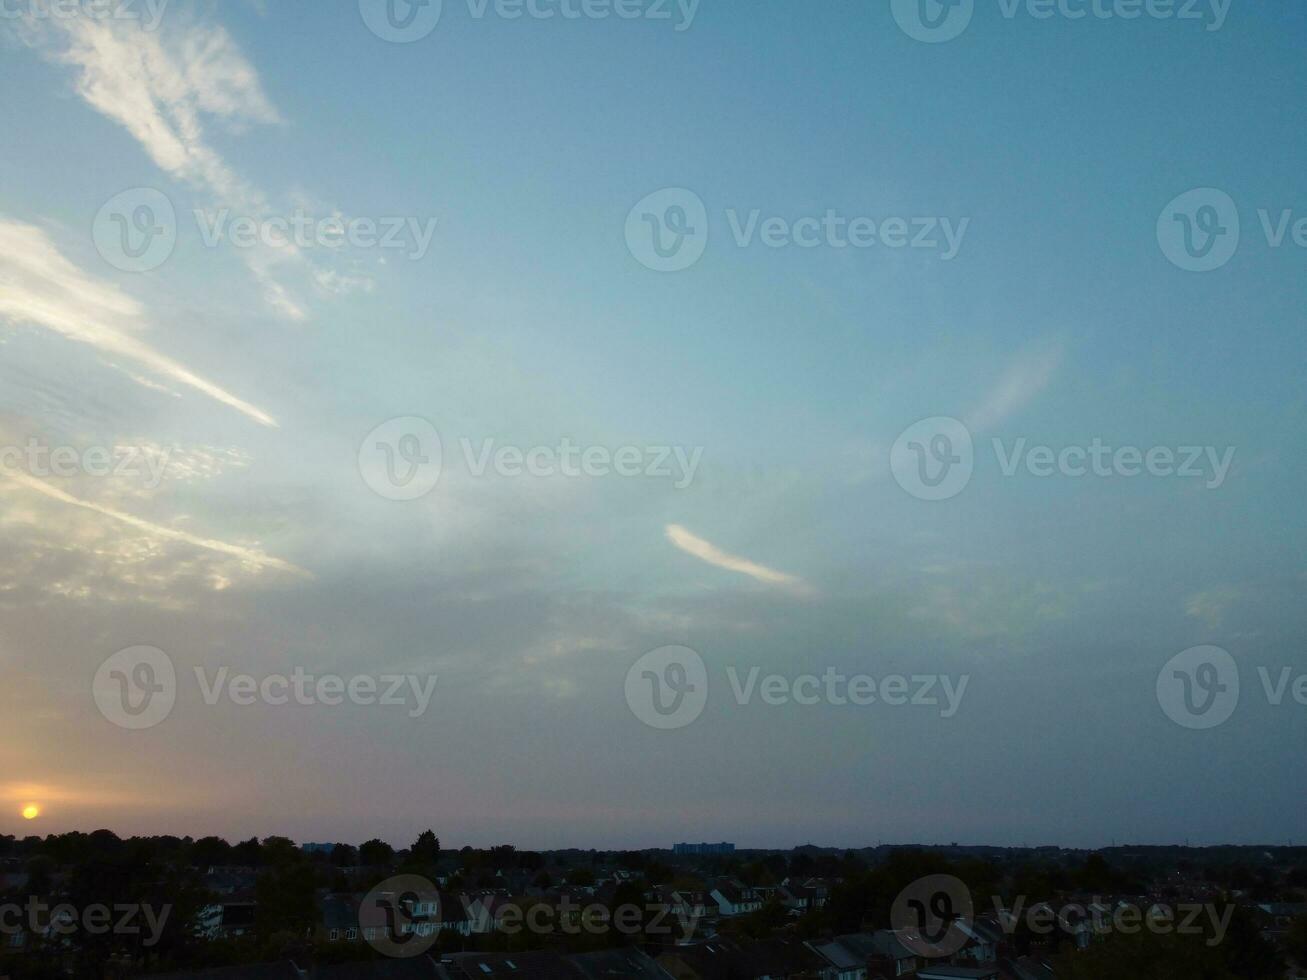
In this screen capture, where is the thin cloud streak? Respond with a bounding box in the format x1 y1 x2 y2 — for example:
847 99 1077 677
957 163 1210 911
965 342 1064 433
0 219 278 427
665 523 809 592
0 468 308 578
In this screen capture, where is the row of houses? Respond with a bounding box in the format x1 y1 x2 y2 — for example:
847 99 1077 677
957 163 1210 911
134 933 1058 980
304 876 832 949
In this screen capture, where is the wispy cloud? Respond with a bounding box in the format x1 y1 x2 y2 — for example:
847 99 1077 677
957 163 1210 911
44 13 280 205
0 467 306 577
12 6 346 319
0 218 277 426
666 523 809 592
965 341 1064 433
1184 585 1243 630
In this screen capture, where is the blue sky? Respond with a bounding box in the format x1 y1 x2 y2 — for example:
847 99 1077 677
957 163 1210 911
0 0 1304 848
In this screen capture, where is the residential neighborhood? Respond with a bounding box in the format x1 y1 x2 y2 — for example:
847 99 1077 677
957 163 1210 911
1 833 1305 978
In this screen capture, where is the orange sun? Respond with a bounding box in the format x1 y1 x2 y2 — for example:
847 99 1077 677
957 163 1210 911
21 804 40 820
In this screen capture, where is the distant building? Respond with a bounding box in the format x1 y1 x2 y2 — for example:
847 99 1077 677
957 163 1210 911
300 842 336 854
672 842 735 855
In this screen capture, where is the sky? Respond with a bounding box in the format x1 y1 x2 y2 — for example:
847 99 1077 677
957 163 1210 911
0 0 1304 851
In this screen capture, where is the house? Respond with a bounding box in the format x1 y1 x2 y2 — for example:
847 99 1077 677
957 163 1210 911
807 939 865 980
568 948 676 980
709 879 762 917
148 965 304 979
313 960 444 978
914 967 998 980
320 889 472 945
435 951 577 979
855 930 921 978
671 890 712 923
200 899 257 940
1002 956 1056 980
777 885 814 915
435 947 673 979
659 937 827 979
320 894 363 944
953 917 1003 962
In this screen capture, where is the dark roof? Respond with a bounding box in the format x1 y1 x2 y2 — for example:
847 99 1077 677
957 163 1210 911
220 903 258 929
808 939 861 971
437 952 579 980
666 937 826 980
312 959 443 979
436 949 670 980
147 964 303 980
567 948 670 980
322 894 362 930
915 967 999 980
1002 957 1056 980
